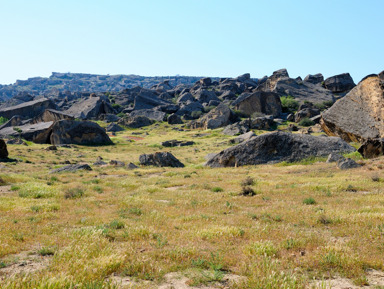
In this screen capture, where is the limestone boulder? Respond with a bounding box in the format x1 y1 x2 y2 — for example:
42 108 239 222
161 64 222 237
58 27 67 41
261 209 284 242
47 120 113 145
323 73 355 93
232 91 282 117
0 98 55 120
190 103 233 129
321 74 384 142
205 131 355 167
139 152 184 167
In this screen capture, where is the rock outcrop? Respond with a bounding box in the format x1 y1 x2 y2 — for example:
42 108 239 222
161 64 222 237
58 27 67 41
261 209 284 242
321 74 384 142
323 73 355 93
0 98 55 120
38 120 113 145
0 139 8 159
232 91 282 117
205 131 355 167
139 152 184 167
65 96 114 119
0 121 54 142
190 103 234 129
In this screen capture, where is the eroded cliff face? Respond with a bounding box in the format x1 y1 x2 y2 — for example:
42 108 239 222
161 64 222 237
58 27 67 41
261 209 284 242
321 75 384 143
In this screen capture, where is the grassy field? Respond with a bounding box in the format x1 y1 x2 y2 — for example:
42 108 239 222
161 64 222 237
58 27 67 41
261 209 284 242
0 123 384 288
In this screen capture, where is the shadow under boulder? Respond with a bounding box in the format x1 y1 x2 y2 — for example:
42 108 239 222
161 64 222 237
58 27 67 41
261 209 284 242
205 131 355 167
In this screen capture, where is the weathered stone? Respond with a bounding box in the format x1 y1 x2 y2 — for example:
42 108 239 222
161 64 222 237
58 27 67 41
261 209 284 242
100 114 120 123
271 78 335 104
109 160 125 166
167 113 183 125
326 153 344 163
50 164 92 173
177 92 195 104
304 74 324 85
190 103 233 129
119 115 154 128
337 158 361 170
229 131 256 144
65 96 115 119
161 140 195 147
232 91 282 117
31 109 74 124
133 89 170 110
139 152 184 167
129 109 166 122
321 75 384 142
358 138 384 158
222 122 250 136
205 132 355 167
106 123 124 132
0 121 53 142
250 116 275 130
0 98 55 120
126 162 138 169
323 73 355 93
0 139 8 159
294 108 320 123
192 89 220 104
199 77 212 86
47 120 113 145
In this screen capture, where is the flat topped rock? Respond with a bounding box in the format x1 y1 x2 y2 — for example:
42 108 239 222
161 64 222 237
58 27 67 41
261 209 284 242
206 131 355 167
50 164 92 173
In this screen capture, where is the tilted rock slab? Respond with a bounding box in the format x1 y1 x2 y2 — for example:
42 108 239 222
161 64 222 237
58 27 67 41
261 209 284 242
205 131 355 167
321 74 384 142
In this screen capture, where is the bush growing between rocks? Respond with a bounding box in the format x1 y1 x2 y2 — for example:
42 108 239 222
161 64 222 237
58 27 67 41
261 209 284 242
280 95 299 113
298 117 315 127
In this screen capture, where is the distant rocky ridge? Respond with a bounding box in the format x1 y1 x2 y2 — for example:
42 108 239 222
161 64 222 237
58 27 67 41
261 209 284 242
0 72 219 101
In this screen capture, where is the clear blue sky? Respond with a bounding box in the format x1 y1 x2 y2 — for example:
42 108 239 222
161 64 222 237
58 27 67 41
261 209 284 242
0 0 383 85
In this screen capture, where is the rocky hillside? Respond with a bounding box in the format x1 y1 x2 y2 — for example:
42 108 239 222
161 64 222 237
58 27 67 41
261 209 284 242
0 72 220 101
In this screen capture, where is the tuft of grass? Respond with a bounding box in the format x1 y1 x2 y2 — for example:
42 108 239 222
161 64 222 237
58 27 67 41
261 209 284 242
38 246 55 256
303 197 316 205
108 219 125 230
211 187 224 192
64 187 84 199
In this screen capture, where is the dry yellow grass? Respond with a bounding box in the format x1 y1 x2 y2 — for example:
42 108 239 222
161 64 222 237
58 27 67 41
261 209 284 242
0 123 384 288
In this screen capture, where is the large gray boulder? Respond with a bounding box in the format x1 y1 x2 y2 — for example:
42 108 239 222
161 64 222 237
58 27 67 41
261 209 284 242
323 73 355 93
304 74 324 85
129 109 166 122
321 74 384 142
65 96 115 119
133 89 170 110
44 120 113 145
139 152 184 167
205 131 355 167
232 91 282 117
272 78 335 104
119 115 154 128
192 89 220 104
190 103 233 129
0 121 54 142
0 98 55 120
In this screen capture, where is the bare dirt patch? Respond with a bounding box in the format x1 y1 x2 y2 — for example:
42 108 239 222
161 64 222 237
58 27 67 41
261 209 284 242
0 185 12 195
0 251 50 280
309 270 384 288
